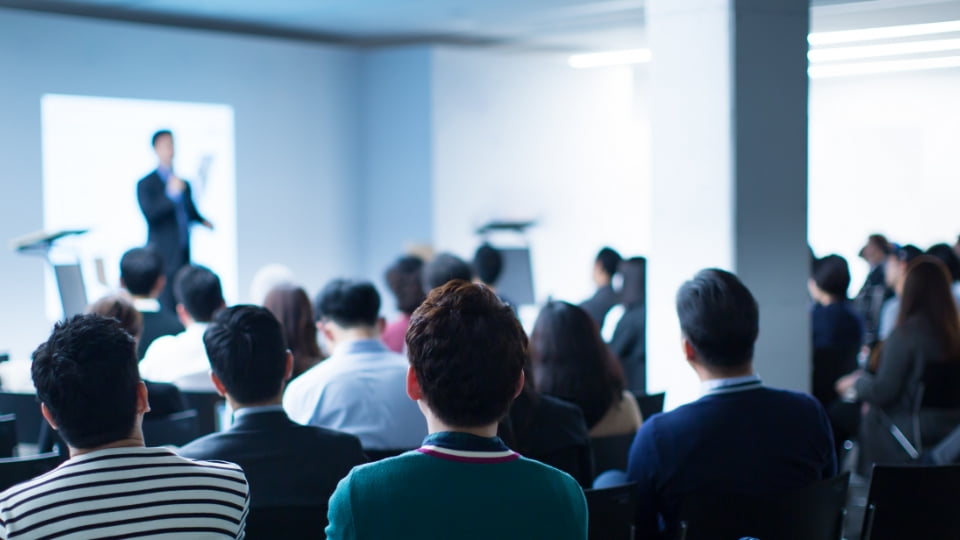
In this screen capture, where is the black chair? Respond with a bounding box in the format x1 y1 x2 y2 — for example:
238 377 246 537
143 409 199 447
0 392 42 445
861 464 960 539
676 472 850 540
585 482 637 540
0 451 63 491
245 505 326 539
364 448 411 462
877 362 960 460
181 391 224 437
531 443 594 489
634 392 665 420
0 414 16 457
591 432 636 476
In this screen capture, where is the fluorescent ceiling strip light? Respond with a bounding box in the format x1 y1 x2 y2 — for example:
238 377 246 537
808 55 960 78
568 48 652 68
809 20 960 46
809 38 960 62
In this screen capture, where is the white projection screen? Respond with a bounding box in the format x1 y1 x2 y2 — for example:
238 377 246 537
41 94 237 319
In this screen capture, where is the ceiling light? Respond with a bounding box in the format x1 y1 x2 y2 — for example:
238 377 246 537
809 38 960 62
808 55 960 78
568 49 652 69
809 20 960 46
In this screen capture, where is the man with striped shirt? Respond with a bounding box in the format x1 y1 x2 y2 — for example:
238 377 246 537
0 315 249 539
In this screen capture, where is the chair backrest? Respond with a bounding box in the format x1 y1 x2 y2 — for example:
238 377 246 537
677 472 850 540
862 464 960 540
142 409 199 447
0 451 64 491
591 432 636 476
920 362 960 409
245 505 327 540
181 391 224 437
531 443 594 489
0 414 17 458
634 393 665 420
585 482 637 540
0 392 42 444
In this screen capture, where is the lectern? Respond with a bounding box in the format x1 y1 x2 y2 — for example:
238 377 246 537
11 229 89 318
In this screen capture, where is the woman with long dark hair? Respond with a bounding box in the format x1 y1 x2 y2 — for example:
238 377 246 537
837 256 960 468
531 301 641 437
263 284 324 380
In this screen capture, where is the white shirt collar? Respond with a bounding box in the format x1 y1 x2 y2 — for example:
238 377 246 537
700 374 762 396
132 297 162 313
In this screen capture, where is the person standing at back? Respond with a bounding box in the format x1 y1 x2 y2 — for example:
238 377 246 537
326 280 587 539
581 247 623 330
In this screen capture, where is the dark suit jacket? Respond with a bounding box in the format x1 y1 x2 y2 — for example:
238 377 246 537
581 284 619 329
610 306 646 393
137 171 206 274
138 309 185 360
178 409 367 510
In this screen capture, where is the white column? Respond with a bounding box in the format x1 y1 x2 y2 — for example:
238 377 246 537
645 0 810 408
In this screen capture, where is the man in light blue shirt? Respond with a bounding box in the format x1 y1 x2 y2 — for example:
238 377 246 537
283 279 427 450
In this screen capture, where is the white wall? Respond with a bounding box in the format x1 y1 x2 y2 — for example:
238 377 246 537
0 8 361 364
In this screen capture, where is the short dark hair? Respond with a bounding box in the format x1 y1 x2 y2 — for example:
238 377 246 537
423 253 474 291
897 244 922 264
31 315 141 449
676 269 759 369
174 265 225 322
203 305 288 405
406 280 526 427
385 256 426 315
812 255 852 299
472 244 504 286
151 130 172 147
120 247 164 296
316 279 381 328
596 247 623 278
927 243 960 283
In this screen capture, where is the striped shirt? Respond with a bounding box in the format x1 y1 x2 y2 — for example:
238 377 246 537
0 446 249 539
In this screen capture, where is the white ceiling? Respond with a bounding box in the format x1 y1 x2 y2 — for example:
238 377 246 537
1 0 959 50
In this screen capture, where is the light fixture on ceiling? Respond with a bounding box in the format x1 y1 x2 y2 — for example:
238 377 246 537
808 38 960 62
568 48 652 69
809 55 960 78
808 20 960 46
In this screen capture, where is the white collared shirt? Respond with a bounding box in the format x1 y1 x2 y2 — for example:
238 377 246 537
700 374 763 396
139 323 214 391
132 297 162 314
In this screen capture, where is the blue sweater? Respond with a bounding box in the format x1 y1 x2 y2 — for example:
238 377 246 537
326 432 588 539
626 384 836 538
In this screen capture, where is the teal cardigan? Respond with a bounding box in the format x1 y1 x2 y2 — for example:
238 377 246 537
326 432 588 539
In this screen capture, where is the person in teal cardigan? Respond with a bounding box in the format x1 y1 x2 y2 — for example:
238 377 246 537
326 280 588 539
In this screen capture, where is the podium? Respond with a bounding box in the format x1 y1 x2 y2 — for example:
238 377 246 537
11 229 90 319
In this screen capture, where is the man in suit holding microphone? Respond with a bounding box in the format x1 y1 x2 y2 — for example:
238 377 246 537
137 130 213 313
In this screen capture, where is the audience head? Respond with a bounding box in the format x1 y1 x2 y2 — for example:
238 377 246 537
618 257 647 308
263 284 321 376
810 255 851 303
423 252 473 291
406 280 526 429
594 247 623 286
316 279 381 330
88 294 144 342
120 247 165 298
385 255 426 315
530 301 623 427
173 265 225 324
676 269 759 375
897 256 960 356
151 129 174 167
203 305 291 406
926 243 960 284
860 234 892 266
248 263 295 305
472 244 504 287
31 315 145 450
884 244 922 291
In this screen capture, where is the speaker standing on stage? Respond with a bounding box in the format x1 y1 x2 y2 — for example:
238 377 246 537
137 130 213 313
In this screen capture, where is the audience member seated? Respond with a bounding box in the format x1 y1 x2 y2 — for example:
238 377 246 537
325 281 587 539
179 305 366 519
926 243 960 306
809 255 864 408
472 243 515 310
853 233 894 348
608 256 648 393
530 301 641 437
382 255 426 353
624 269 835 539
0 315 248 538
283 280 426 450
140 265 226 390
837 257 960 473
120 247 184 359
263 284 324 379
878 244 922 341
580 246 622 330
422 252 473 291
